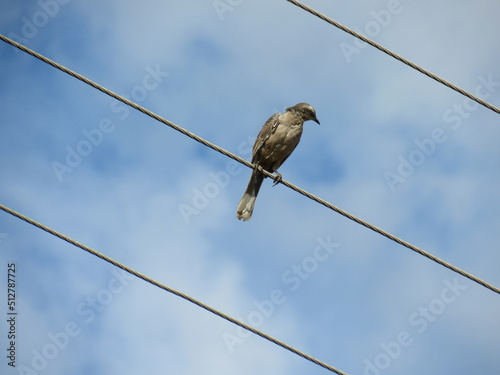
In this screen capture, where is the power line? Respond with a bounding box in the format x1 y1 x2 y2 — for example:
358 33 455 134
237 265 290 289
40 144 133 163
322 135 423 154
285 0 500 116
0 34 499 296
0 203 348 375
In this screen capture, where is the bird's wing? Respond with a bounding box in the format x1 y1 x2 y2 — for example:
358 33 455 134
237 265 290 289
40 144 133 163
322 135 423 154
252 113 280 163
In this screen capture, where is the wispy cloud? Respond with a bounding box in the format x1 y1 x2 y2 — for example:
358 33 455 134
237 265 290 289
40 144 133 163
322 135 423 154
0 1 499 374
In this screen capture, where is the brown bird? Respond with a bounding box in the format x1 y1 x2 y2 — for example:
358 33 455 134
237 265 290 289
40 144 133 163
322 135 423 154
236 103 320 221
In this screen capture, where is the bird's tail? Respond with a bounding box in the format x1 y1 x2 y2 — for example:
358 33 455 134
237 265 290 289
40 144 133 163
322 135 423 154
236 170 264 221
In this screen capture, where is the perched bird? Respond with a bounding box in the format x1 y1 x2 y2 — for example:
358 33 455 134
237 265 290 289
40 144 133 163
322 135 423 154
236 103 320 221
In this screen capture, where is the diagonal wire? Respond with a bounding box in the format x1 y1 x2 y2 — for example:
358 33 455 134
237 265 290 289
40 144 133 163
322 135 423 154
0 34 499 296
0 203 348 375
285 0 500 116
0 35 249 170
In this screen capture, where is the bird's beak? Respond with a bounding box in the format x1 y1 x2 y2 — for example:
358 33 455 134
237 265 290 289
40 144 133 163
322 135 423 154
313 117 320 125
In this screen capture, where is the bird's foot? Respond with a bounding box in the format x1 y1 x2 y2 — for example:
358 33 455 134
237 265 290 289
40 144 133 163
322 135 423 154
254 164 264 173
272 171 282 186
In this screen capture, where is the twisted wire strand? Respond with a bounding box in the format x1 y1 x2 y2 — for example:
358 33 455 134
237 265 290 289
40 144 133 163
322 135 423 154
278 179 500 294
0 203 348 375
285 0 500 116
0 34 499 296
0 35 247 169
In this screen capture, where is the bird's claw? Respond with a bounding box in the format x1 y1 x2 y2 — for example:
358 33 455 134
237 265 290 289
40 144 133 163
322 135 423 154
272 171 282 186
254 164 281 186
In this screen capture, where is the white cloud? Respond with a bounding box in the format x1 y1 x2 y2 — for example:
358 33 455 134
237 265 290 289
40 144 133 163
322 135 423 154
1 1 499 374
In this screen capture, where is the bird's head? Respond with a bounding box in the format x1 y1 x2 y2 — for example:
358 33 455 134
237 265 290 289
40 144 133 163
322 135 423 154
286 102 320 125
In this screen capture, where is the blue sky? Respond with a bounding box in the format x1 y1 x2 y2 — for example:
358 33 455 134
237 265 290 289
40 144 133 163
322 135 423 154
1 0 499 374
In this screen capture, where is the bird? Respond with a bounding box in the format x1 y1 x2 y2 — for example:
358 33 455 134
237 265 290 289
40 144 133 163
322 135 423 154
236 102 320 221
